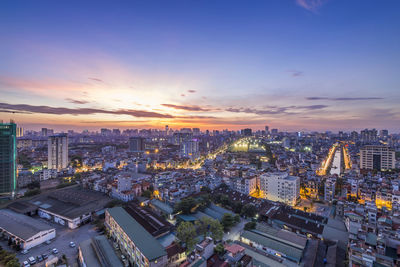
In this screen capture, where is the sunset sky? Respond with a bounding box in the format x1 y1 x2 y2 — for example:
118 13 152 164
1 0 400 132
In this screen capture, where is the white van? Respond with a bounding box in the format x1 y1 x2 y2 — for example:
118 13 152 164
28 256 36 265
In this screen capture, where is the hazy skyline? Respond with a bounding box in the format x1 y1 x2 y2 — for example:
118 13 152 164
1 0 400 132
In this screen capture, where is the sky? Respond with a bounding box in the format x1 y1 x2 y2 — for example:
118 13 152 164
0 0 400 132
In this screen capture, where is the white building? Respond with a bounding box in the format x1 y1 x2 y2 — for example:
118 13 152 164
324 177 336 203
259 172 299 206
234 177 257 195
48 134 68 171
360 145 395 171
0 209 56 250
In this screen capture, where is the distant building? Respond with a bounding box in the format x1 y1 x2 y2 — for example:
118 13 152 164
271 129 278 135
180 139 199 160
129 137 145 153
242 128 252 136
48 134 68 171
360 145 395 171
259 172 299 206
265 125 269 134
41 127 48 137
360 128 377 143
16 127 24 137
0 122 17 198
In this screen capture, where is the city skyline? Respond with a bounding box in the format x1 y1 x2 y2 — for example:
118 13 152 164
1 0 400 132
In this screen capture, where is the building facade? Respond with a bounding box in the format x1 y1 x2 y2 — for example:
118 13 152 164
0 122 17 198
360 145 395 171
260 172 300 206
48 134 68 171
105 207 168 267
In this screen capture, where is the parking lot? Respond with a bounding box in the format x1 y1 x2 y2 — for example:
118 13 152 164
1 218 100 267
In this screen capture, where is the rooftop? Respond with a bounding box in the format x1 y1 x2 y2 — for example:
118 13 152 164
107 207 167 261
79 235 123 267
0 209 54 241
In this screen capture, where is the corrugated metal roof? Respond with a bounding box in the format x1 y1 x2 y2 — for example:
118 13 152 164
107 207 167 261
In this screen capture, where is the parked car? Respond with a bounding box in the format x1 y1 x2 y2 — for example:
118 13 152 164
22 261 30 267
69 241 76 248
28 256 36 265
21 249 29 255
37 254 44 262
42 253 48 260
52 248 59 254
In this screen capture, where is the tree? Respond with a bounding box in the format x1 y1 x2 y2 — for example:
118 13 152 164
142 190 152 199
231 201 243 214
241 204 257 218
24 188 41 197
214 243 225 256
200 186 211 193
195 217 223 241
209 220 224 241
244 221 256 230
6 260 20 267
234 214 241 223
176 222 197 252
174 198 197 214
221 213 235 231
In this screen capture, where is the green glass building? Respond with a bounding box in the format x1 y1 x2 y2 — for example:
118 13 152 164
0 122 17 198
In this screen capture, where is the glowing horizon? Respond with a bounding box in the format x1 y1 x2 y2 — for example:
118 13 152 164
1 0 400 132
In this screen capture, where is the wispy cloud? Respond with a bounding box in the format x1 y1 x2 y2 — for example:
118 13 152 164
295 0 326 12
65 98 89 104
306 97 383 101
288 70 303 77
226 104 328 115
88 77 104 82
162 104 211 112
187 90 196 93
0 102 174 118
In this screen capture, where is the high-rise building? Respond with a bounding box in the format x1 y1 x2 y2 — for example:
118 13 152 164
360 129 378 143
242 128 252 136
0 122 17 198
41 128 48 137
360 145 395 171
350 131 359 141
259 172 300 206
271 129 278 135
16 127 24 137
129 137 145 153
112 129 121 136
265 126 269 134
380 129 389 139
48 134 68 171
180 139 199 160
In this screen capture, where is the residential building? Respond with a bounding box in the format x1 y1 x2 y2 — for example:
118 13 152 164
48 134 68 171
105 207 168 267
260 172 300 206
129 137 145 153
360 145 395 171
